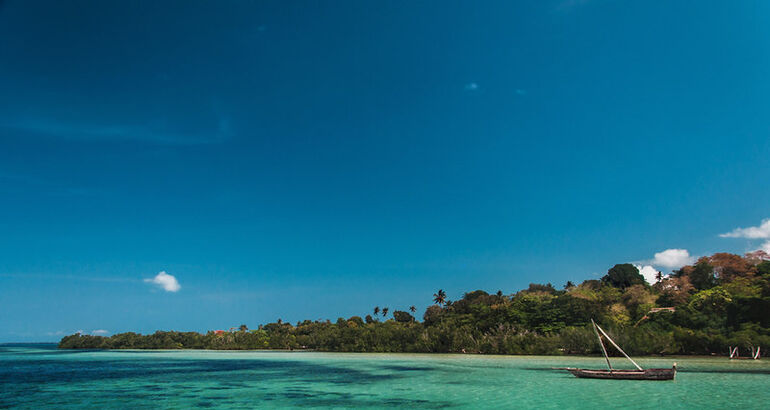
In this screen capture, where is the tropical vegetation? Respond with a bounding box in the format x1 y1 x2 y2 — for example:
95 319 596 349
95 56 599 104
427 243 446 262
59 251 770 356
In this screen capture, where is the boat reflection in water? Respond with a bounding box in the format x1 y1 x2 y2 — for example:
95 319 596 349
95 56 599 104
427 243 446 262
564 319 676 381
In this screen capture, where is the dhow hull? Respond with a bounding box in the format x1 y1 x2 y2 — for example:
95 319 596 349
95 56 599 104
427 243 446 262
566 367 676 380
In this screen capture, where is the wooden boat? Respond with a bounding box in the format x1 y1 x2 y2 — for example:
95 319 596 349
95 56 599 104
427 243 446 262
567 367 676 380
564 319 676 381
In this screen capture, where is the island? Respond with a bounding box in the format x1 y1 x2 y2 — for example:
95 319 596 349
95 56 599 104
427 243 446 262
59 251 770 356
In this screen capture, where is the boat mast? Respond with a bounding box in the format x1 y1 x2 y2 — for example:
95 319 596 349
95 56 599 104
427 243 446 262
594 322 643 371
591 319 613 371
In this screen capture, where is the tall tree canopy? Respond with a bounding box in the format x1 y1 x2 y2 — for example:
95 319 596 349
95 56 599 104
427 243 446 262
602 264 645 289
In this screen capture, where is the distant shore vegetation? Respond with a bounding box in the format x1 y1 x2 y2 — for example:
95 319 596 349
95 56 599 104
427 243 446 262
59 252 770 356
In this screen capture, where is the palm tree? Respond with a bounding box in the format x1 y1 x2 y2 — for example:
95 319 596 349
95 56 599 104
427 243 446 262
433 289 447 305
382 307 389 317
374 306 380 316
409 305 416 313
238 324 248 332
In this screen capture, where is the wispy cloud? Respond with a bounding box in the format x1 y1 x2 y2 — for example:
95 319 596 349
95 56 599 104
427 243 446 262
0 173 93 197
45 329 107 337
719 219 770 239
720 218 770 254
2 116 231 145
464 82 479 91
144 271 181 292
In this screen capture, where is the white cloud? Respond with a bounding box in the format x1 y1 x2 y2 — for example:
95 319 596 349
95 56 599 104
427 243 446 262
719 219 770 239
762 241 770 253
651 248 694 269
515 89 526 95
91 329 109 335
635 265 662 284
464 82 479 91
144 271 181 292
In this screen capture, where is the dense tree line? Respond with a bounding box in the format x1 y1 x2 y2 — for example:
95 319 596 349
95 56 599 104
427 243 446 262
60 252 770 356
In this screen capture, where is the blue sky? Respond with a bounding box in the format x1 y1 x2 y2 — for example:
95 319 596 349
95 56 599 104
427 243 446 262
1 0 769 342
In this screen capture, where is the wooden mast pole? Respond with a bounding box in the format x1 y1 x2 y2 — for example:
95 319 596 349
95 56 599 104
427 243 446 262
591 319 613 371
595 323 643 371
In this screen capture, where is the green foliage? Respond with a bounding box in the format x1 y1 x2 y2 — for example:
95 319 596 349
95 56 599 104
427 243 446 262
722 277 762 298
622 285 655 319
58 252 770 357
423 305 443 326
525 283 557 294
689 261 717 291
392 310 415 323
758 261 770 276
602 264 645 289
689 287 732 312
559 326 596 354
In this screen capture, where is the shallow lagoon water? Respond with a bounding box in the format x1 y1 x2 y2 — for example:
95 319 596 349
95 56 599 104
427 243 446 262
1 344 768 408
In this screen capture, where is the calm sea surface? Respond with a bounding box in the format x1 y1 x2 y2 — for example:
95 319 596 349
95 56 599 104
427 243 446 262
1 344 768 409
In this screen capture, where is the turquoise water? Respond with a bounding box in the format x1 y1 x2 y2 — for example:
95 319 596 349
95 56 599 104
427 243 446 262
2 345 769 408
